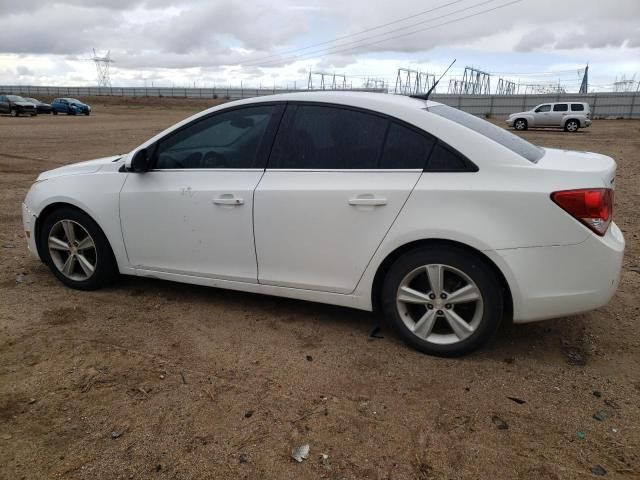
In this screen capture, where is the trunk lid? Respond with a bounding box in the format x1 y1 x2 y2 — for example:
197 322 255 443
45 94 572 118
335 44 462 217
536 148 616 188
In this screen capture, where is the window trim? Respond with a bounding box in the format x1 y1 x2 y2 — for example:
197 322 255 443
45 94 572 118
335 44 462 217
265 101 477 173
148 102 286 171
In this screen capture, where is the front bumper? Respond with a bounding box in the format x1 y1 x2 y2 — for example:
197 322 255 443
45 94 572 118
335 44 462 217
505 118 515 127
22 202 40 260
487 223 624 323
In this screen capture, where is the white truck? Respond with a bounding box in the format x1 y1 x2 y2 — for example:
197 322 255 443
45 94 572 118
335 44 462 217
506 102 592 132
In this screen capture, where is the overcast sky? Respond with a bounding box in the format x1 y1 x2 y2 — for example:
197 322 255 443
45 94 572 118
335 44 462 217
0 0 638 92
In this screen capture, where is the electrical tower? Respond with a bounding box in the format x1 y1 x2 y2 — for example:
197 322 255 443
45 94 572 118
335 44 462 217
496 78 517 95
579 65 588 94
613 74 636 92
92 49 113 87
307 71 349 90
394 68 435 95
448 67 491 94
363 78 387 90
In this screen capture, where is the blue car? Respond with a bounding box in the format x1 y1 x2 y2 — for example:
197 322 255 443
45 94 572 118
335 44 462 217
51 98 91 116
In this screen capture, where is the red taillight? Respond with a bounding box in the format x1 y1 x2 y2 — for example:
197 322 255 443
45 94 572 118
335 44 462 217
551 188 613 236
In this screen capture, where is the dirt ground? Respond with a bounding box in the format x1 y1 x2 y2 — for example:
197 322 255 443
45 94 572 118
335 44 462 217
0 101 639 480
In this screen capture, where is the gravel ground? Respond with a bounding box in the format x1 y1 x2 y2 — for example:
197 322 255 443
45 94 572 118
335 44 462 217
0 102 639 480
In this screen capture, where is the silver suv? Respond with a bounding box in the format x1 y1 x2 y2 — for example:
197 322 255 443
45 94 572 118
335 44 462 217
506 102 592 132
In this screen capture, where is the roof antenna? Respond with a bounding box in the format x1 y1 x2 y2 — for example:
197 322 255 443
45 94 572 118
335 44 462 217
410 59 456 101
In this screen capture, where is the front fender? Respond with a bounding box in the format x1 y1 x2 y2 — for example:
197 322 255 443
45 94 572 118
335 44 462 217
24 172 130 272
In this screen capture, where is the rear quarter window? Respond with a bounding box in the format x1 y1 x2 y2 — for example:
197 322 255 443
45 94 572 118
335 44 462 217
571 104 585 111
427 104 544 163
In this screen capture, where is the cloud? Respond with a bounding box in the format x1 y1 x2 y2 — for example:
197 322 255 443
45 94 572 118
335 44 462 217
0 0 638 87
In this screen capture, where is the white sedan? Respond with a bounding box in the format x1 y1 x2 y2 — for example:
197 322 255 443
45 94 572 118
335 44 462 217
22 92 624 357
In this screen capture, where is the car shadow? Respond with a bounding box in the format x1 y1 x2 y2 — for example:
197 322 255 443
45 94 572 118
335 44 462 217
109 275 585 364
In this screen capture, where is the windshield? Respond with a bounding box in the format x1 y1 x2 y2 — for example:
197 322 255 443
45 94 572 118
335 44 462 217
25 98 39 104
427 104 544 163
7 95 26 102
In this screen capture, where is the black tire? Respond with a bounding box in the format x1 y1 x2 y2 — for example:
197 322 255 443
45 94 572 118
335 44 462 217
53 110 58 115
381 245 503 357
69 109 76 116
39 207 118 290
513 118 528 131
10 108 18 117
85 111 90 116
564 119 579 132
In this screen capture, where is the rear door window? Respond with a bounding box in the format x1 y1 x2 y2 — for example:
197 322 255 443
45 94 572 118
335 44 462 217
553 104 568 112
269 105 387 169
379 123 435 169
571 103 585 111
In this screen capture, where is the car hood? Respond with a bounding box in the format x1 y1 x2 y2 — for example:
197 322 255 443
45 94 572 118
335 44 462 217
37 155 122 181
509 110 531 117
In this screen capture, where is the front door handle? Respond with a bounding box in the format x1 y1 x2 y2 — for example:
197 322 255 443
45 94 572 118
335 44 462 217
213 194 244 206
348 195 387 206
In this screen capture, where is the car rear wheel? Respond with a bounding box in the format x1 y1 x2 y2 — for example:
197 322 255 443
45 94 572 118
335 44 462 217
564 119 579 132
513 118 527 131
381 246 503 357
52 110 58 115
40 207 118 290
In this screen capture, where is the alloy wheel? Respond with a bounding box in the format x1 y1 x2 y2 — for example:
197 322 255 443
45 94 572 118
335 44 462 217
48 219 97 281
396 264 484 345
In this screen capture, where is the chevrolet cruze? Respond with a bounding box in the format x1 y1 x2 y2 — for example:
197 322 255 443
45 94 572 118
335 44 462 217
22 92 624 356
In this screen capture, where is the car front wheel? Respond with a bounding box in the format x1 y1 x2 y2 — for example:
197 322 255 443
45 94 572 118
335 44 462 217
10 108 18 117
381 246 503 357
513 118 527 131
40 207 118 290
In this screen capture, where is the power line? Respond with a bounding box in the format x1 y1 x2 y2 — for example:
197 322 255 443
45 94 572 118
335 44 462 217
240 0 470 65
243 0 524 68
238 0 507 68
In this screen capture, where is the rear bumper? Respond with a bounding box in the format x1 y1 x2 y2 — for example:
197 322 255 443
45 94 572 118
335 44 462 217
582 118 592 127
487 223 624 323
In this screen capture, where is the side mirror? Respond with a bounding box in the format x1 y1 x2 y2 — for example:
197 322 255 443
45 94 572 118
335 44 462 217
128 148 151 173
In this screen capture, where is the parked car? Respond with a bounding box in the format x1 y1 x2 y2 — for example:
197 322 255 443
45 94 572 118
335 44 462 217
0 94 37 116
24 97 53 114
22 92 624 357
506 102 591 132
51 98 91 115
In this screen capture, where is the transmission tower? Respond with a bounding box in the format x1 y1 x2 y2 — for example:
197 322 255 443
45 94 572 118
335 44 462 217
364 78 387 90
394 68 435 95
613 74 636 92
496 78 516 95
92 49 114 87
448 67 491 94
579 65 588 94
307 71 348 90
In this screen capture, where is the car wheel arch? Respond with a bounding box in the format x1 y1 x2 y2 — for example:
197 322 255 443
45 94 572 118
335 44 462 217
34 202 117 267
370 238 513 324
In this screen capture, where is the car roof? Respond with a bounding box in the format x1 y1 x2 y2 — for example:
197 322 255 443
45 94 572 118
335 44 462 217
228 91 440 113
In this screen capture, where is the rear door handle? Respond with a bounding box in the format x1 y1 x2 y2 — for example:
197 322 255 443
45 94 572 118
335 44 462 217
213 194 244 206
348 196 387 206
